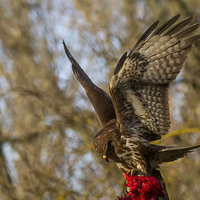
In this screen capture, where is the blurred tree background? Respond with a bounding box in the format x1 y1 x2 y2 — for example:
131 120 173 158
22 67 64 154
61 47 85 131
0 0 200 200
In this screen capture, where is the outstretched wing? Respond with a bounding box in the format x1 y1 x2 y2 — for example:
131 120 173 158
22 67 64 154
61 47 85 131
110 15 200 141
63 41 116 126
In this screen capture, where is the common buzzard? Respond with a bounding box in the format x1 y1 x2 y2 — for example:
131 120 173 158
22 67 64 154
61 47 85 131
63 14 200 199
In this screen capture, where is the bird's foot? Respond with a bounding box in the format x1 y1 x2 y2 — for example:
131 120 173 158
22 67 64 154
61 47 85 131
127 169 146 176
127 169 138 176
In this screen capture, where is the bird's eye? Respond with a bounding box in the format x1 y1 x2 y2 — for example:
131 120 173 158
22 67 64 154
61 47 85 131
103 155 109 162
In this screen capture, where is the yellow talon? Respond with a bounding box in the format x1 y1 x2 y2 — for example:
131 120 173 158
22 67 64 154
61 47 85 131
128 169 135 176
127 169 146 176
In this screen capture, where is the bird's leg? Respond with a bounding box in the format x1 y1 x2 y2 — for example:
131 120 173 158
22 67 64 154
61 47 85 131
127 169 146 176
127 169 135 176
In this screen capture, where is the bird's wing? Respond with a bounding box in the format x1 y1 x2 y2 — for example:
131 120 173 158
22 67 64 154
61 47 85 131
157 144 200 163
63 41 116 126
109 15 200 141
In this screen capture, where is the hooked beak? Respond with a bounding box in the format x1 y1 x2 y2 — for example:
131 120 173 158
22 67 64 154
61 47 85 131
103 155 109 162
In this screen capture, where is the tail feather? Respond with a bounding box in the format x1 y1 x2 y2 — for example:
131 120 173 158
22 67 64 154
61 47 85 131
157 145 200 164
152 169 169 200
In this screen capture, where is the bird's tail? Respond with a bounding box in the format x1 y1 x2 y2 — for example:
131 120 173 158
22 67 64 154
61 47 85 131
157 144 200 164
152 169 169 200
153 145 200 199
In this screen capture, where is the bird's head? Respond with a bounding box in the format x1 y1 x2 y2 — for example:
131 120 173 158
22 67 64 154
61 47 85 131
93 120 117 162
93 131 114 162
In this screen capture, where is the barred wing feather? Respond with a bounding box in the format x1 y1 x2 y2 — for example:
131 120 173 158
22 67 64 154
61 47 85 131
110 15 200 141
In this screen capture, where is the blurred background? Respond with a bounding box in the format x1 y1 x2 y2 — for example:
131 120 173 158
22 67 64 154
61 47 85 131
0 0 200 200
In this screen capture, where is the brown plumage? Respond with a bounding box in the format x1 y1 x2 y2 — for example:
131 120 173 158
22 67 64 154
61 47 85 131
63 14 200 199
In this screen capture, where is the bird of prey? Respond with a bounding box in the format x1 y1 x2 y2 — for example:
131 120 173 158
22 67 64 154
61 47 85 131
63 14 200 198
